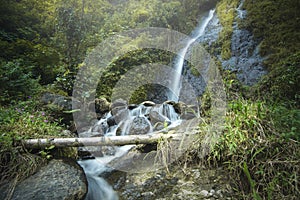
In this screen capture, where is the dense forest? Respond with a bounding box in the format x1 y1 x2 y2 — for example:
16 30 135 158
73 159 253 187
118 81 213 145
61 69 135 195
0 0 299 199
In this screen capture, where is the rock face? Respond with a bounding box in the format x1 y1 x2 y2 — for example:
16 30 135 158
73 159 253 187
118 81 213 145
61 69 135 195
198 2 267 86
221 1 267 85
6 159 87 200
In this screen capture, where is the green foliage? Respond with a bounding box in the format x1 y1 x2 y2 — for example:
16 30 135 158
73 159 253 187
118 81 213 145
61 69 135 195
269 103 300 141
39 145 55 160
211 99 268 159
96 49 173 102
257 51 300 102
0 97 68 189
242 0 300 102
102 0 215 34
0 99 73 185
0 60 41 104
216 0 239 60
0 0 219 97
0 101 66 145
242 162 262 200
203 98 300 199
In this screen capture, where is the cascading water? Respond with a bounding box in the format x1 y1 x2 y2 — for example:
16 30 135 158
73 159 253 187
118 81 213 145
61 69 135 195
78 102 180 200
78 9 216 200
168 9 215 102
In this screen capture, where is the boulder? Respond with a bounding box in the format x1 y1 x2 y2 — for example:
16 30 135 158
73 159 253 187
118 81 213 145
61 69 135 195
0 159 87 200
173 101 186 114
41 92 76 125
141 101 156 107
164 100 176 106
88 97 111 119
128 104 138 110
149 110 170 131
110 99 127 111
78 131 103 138
128 116 151 135
113 109 130 124
41 92 72 110
95 97 111 114
91 119 109 135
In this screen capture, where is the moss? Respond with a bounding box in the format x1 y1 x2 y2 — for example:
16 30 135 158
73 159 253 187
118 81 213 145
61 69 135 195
216 0 239 60
96 49 173 102
242 0 300 102
256 51 300 102
190 66 201 77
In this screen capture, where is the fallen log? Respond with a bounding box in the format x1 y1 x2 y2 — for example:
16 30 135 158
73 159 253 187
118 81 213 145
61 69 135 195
22 133 194 149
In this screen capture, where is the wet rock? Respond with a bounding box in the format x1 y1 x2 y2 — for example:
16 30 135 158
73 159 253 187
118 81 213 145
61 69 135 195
78 148 93 158
146 84 170 103
91 119 109 135
173 101 186 114
113 109 130 124
41 92 73 110
198 3 267 86
3 159 87 200
111 99 129 123
128 116 151 135
79 146 104 157
164 100 176 105
198 13 222 46
128 104 138 110
222 0 267 85
141 101 156 107
111 99 127 110
107 116 117 126
101 146 117 156
149 110 170 131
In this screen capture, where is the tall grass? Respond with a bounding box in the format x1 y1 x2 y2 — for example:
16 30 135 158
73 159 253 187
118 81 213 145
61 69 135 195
202 98 300 199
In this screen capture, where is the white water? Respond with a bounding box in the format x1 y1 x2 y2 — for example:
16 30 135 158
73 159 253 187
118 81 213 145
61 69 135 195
168 9 215 102
78 9 215 200
78 103 180 200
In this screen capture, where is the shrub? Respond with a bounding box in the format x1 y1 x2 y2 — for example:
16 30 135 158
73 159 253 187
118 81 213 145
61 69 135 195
0 59 40 104
0 99 73 186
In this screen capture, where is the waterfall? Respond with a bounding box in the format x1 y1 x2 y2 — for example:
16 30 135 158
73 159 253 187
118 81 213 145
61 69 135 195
78 9 216 200
168 9 215 102
77 102 180 200
78 159 119 200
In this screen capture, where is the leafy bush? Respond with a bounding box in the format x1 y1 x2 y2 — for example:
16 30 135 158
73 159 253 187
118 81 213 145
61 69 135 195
0 99 73 185
0 60 40 104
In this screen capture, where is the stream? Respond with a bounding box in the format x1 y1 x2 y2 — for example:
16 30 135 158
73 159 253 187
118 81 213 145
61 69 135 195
78 9 215 200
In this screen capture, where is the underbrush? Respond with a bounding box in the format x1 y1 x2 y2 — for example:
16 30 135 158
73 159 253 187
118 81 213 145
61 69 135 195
0 98 72 188
194 97 300 199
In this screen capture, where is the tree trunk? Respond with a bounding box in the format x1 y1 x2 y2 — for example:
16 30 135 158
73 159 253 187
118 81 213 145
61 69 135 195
22 133 192 149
